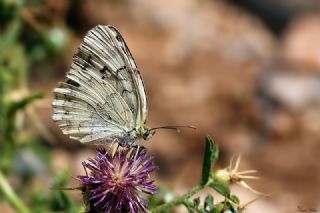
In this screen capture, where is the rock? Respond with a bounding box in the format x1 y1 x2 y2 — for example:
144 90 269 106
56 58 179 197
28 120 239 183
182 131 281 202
282 14 320 71
72 0 275 63
130 0 276 63
12 149 47 178
229 0 320 34
259 70 320 110
51 149 73 172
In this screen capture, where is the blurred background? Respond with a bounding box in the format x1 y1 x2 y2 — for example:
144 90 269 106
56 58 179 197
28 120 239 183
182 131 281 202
1 0 320 212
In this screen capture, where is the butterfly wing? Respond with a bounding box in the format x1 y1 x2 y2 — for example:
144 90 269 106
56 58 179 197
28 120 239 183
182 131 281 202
105 26 148 128
52 25 147 143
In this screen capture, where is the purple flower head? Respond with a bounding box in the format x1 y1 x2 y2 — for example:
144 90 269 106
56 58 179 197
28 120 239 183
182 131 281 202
79 147 158 213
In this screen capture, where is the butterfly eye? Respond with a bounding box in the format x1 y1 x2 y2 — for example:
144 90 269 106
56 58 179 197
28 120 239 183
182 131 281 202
143 129 156 141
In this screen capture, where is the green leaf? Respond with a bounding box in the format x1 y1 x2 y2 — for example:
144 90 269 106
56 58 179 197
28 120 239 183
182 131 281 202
183 199 196 213
182 197 202 213
229 194 240 205
0 171 30 213
200 135 219 186
0 18 21 61
0 44 28 92
7 92 43 118
204 194 214 212
193 197 200 209
213 203 225 213
0 66 7 142
49 169 78 213
209 182 230 197
52 168 71 188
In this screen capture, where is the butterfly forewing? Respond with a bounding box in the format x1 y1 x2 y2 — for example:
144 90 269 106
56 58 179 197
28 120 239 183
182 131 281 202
52 25 148 144
106 26 148 127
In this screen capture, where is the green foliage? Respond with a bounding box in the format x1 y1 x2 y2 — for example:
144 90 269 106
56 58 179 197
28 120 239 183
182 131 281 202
204 194 214 212
30 169 83 213
0 18 22 61
43 26 70 56
151 136 250 213
147 187 175 209
0 0 23 23
0 171 30 213
200 136 219 186
7 92 43 118
49 170 79 212
229 194 240 205
184 197 201 213
0 2 72 212
208 182 230 197
0 90 43 172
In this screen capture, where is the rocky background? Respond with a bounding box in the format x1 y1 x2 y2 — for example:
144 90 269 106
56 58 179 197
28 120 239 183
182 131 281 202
1 0 320 212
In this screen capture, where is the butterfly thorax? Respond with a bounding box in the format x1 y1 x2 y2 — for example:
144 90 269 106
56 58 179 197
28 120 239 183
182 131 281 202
121 126 156 146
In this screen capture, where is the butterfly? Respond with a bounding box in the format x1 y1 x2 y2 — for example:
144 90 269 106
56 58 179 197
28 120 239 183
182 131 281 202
52 25 193 147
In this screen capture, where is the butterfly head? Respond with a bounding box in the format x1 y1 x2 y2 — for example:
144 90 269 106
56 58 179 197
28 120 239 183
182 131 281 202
142 128 156 141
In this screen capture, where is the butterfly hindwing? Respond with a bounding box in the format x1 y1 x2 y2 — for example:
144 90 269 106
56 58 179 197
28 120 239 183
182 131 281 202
53 25 151 143
52 25 149 144
52 72 133 143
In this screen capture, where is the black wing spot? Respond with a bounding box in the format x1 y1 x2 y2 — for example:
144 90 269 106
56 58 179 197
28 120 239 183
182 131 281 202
87 55 93 65
100 66 109 74
116 66 126 73
121 89 133 96
116 35 122 42
66 79 80 87
114 66 127 80
82 61 90 70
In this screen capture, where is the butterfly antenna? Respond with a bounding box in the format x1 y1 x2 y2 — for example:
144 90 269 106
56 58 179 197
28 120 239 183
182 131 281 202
50 186 82 191
149 125 196 133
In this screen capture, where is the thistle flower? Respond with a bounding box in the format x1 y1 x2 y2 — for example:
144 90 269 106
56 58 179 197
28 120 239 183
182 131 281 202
228 155 266 195
213 155 271 211
79 147 158 213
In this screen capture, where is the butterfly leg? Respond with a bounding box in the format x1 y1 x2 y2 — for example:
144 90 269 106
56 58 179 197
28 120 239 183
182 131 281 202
106 139 115 153
112 143 120 157
106 138 120 156
134 145 140 160
133 144 146 160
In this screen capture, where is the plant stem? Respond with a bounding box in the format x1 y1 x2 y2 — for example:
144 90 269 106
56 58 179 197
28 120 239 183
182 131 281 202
150 184 202 213
0 171 30 213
